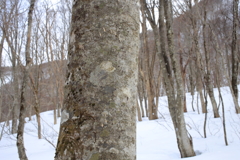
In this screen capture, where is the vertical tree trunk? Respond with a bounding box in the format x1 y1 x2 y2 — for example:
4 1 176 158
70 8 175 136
162 0 195 157
29 74 42 139
12 56 19 134
54 83 59 124
190 0 206 114
232 0 239 113
203 86 208 138
216 73 228 145
55 0 139 159
140 5 158 120
140 0 195 157
17 0 36 159
0 33 5 122
202 4 220 118
209 24 240 116
137 100 142 122
189 61 196 112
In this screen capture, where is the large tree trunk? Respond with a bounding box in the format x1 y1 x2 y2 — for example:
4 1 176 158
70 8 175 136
232 0 240 113
55 0 139 159
17 0 35 159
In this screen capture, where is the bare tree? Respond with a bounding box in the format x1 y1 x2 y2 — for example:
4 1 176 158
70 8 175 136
140 0 195 157
201 0 220 118
17 0 36 159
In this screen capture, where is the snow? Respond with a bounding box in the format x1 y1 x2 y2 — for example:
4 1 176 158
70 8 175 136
1 86 240 160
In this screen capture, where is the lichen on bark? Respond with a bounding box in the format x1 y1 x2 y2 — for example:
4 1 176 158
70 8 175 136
55 0 139 160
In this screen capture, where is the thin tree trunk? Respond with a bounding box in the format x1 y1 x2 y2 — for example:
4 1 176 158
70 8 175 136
231 0 239 109
17 0 35 159
12 61 19 134
216 72 228 146
55 0 139 159
137 100 142 122
141 5 158 120
137 81 145 117
209 24 240 114
54 82 58 124
189 61 196 112
162 0 195 157
202 5 219 118
0 33 5 122
189 0 206 114
29 74 41 139
220 91 228 146
203 86 208 138
143 85 148 117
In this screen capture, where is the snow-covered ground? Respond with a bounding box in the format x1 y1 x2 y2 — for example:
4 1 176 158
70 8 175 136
1 86 240 160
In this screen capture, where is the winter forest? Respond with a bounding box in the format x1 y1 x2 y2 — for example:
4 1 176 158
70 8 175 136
0 0 240 159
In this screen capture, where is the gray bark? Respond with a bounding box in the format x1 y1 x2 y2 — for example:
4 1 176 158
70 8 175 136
0 32 5 121
17 0 36 159
29 74 42 139
141 0 195 157
162 0 195 157
232 0 240 113
202 4 219 118
140 4 158 120
189 0 206 114
55 0 139 159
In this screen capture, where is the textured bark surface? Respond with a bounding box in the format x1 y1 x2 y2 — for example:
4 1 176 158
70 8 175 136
161 0 196 157
12 56 19 134
232 0 240 113
55 0 139 159
17 0 35 159
29 74 42 139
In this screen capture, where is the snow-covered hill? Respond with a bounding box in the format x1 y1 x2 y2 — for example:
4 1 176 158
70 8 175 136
0 86 240 160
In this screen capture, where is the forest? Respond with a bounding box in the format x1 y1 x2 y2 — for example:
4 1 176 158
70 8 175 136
0 0 240 159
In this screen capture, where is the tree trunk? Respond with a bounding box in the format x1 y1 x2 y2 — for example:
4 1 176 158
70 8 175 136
202 5 219 118
0 33 5 122
140 5 158 120
55 0 139 159
29 74 42 139
17 0 35 159
232 0 239 113
162 0 196 157
137 100 142 122
190 0 206 114
12 57 19 134
209 24 240 115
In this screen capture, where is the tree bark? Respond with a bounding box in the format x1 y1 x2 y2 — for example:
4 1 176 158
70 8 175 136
162 0 196 157
0 32 5 122
140 4 158 120
190 0 206 114
17 0 36 159
232 0 239 113
137 100 142 122
202 4 220 118
29 74 42 139
55 0 139 159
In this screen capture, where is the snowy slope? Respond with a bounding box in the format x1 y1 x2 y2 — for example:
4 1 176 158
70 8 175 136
1 86 240 160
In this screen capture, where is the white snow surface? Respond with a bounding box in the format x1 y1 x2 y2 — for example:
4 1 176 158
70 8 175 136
1 86 240 160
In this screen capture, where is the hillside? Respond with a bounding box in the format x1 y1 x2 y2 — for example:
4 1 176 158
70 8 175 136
0 86 240 160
